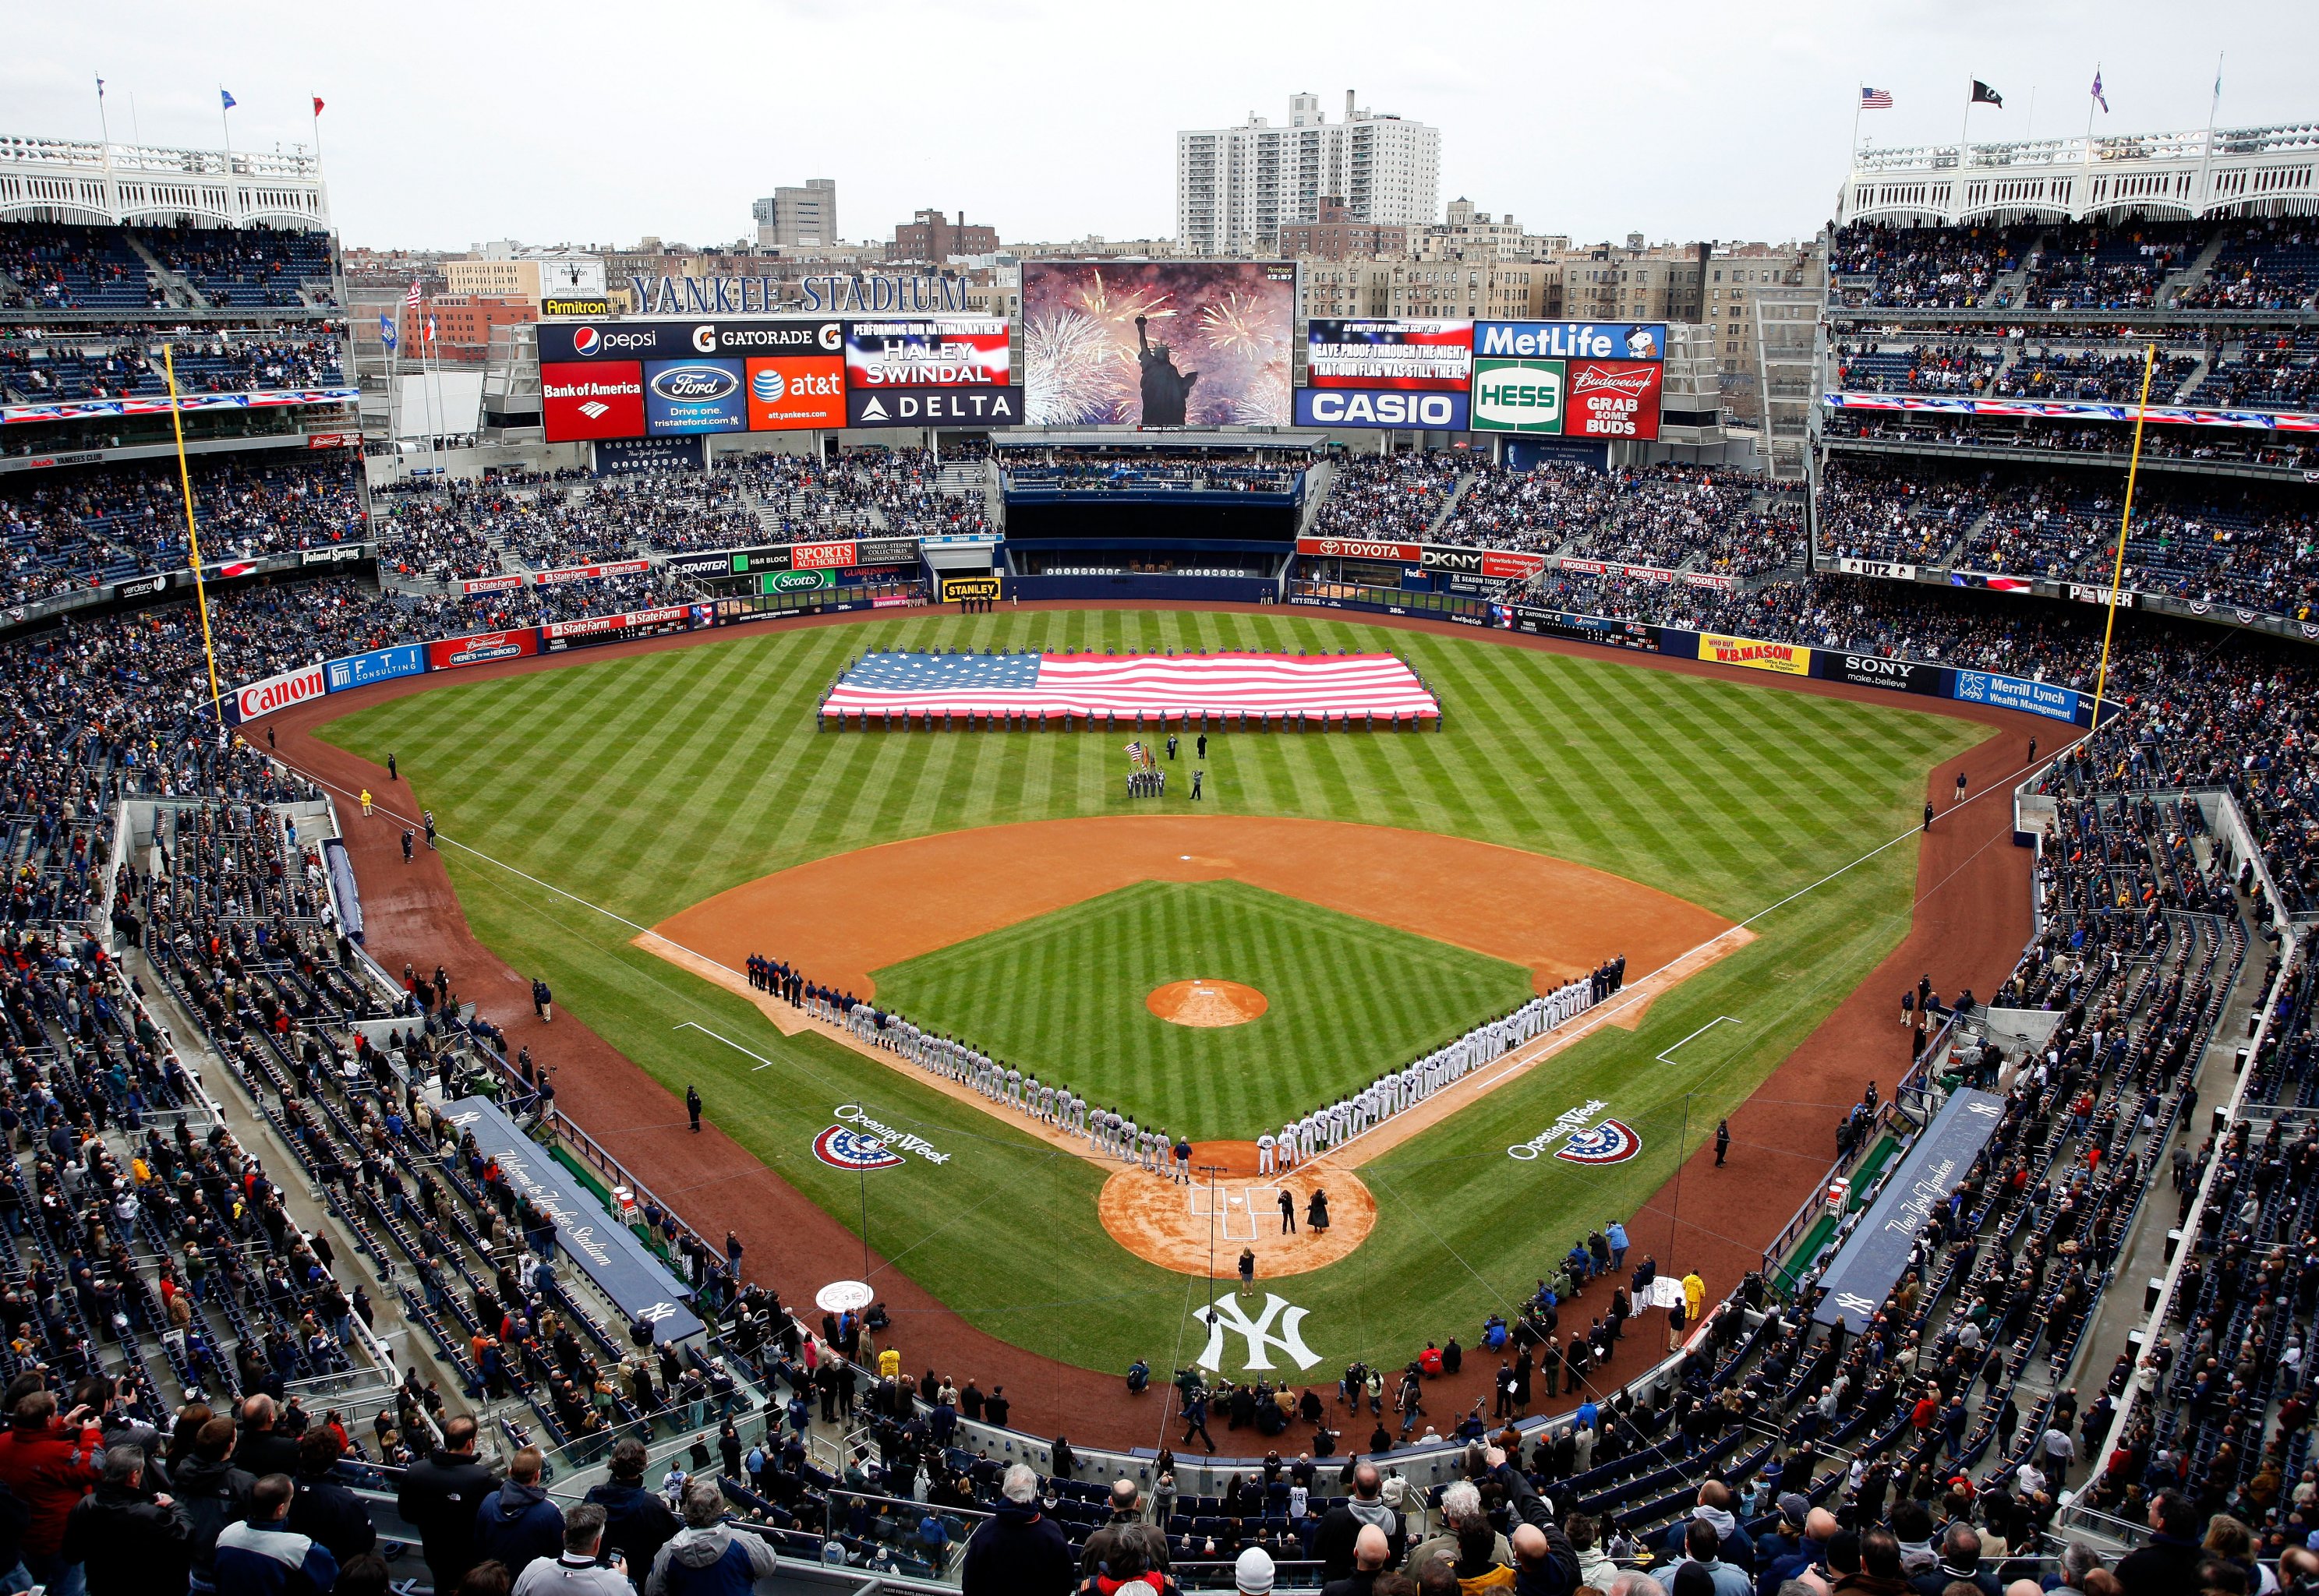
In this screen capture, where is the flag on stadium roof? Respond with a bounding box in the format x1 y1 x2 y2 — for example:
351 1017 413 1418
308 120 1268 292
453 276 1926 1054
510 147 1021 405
379 315 396 351
220 89 236 111
822 652 1441 721
313 96 326 118
1971 80 2003 108
1860 87 1893 111
2090 70 2108 115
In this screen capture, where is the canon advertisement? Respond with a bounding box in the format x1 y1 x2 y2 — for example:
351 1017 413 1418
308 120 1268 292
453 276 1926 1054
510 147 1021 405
843 319 1010 390
1306 320 1472 390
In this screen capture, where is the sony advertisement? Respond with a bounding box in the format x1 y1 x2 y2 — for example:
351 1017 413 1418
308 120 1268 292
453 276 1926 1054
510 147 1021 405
1021 261 1296 428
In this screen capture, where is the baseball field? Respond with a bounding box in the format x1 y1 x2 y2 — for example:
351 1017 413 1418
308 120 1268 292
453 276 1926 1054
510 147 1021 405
313 606 1988 1393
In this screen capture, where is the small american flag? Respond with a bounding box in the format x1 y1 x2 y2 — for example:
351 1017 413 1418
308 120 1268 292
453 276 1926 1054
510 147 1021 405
1861 87 1893 110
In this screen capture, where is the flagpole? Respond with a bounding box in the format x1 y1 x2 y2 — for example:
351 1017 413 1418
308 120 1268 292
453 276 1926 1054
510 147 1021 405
217 87 235 227
2090 343 2157 737
2080 66 2098 217
164 346 225 726
1956 82 1974 225
2195 52 2224 212
1851 83 1863 164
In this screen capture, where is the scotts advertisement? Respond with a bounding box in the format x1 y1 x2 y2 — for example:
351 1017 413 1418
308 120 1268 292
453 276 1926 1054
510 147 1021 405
540 361 645 443
430 630 540 670
1294 389 1471 430
745 356 846 430
1306 320 1472 390
1566 361 1663 441
1815 652 1954 697
846 386 1023 429
1697 633 1812 676
642 358 747 435
232 663 327 723
843 318 1009 388
1469 358 1565 434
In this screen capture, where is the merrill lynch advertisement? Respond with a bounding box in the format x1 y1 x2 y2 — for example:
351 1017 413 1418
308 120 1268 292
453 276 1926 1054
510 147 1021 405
1951 669 2080 722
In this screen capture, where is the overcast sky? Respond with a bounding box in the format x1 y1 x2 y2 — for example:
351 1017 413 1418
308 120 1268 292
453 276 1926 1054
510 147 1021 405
8 2 2310 253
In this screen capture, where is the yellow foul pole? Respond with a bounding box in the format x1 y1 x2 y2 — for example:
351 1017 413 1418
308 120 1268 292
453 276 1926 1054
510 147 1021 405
2090 343 2157 736
164 345 225 726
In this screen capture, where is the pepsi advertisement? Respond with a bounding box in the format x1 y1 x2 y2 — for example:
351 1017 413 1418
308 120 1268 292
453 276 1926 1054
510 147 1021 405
643 358 747 435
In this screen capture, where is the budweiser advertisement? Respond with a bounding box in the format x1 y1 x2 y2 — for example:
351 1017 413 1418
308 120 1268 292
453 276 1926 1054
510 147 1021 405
1567 361 1662 440
539 361 645 443
429 630 540 670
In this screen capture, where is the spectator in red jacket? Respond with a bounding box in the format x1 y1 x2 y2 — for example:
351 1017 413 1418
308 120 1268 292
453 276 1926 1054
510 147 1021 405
0 1389 108 1594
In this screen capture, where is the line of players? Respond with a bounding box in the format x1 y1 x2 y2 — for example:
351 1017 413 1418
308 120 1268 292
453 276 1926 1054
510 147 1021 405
751 948 1627 1173
1253 958 1623 1173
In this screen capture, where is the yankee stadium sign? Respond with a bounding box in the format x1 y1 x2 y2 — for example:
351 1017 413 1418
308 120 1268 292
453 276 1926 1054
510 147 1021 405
627 274 968 316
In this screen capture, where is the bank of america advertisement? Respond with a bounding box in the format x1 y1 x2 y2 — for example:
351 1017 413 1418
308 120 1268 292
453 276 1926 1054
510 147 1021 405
1022 261 1296 427
1306 320 1472 390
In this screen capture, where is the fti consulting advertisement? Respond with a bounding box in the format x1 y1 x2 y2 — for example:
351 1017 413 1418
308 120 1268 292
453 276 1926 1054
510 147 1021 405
1022 261 1296 427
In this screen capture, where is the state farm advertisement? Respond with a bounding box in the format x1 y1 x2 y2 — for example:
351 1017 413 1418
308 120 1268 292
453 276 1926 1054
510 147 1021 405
1306 320 1472 390
232 663 326 723
429 630 541 671
1567 361 1663 440
540 361 645 443
843 319 1010 388
745 355 846 430
543 606 691 643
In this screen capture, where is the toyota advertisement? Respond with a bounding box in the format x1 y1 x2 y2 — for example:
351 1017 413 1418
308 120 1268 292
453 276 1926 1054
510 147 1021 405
1020 261 1296 428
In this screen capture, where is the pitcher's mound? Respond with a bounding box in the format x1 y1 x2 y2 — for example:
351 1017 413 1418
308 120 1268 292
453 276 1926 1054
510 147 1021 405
1147 980 1268 1027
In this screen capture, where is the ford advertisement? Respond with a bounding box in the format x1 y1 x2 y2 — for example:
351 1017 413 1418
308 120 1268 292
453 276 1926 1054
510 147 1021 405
642 358 748 435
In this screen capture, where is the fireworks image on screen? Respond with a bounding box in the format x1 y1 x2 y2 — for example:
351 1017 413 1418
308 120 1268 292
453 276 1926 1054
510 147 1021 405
1022 262 1293 427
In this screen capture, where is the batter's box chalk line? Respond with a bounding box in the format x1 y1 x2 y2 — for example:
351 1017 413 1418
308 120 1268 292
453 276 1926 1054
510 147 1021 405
1656 1015 1744 1068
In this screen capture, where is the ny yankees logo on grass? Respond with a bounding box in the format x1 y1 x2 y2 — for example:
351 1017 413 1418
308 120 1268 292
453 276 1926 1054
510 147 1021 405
1193 1293 1321 1372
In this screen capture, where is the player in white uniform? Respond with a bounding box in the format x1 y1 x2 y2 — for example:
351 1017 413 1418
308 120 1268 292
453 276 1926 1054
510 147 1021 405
1257 1132 1275 1175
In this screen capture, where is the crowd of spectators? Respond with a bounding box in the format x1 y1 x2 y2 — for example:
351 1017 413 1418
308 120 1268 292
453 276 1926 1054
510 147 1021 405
1829 221 2037 309
1824 412 2319 475
2020 221 2202 312
0 325 344 404
1310 453 1462 541
2176 221 2319 312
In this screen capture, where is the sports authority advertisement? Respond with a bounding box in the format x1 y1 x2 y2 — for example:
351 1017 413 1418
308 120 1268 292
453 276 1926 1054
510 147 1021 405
1469 358 1566 434
642 358 747 435
1021 261 1296 427
540 362 645 443
1474 322 1667 362
429 630 541 671
1306 320 1472 390
1295 388 1470 430
846 386 1024 429
1698 633 1812 675
843 318 1010 389
745 355 846 430
1566 361 1663 441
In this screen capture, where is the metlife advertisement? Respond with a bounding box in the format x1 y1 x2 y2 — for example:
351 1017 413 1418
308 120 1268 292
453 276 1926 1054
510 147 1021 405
1472 322 1667 362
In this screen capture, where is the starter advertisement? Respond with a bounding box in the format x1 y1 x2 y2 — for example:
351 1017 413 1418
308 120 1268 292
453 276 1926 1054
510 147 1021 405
1698 633 1812 675
1306 320 1473 390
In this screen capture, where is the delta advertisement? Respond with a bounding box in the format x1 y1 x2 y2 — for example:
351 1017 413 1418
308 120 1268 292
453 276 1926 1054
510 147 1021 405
1020 261 1296 428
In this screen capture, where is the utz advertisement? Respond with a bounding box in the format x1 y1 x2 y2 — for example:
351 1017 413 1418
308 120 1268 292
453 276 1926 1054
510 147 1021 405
1568 361 1663 440
1699 633 1812 676
1306 320 1472 390
1021 261 1296 427
1470 358 1566 434
843 319 1009 389
745 356 847 429
540 362 645 443
643 358 747 435
1474 322 1666 362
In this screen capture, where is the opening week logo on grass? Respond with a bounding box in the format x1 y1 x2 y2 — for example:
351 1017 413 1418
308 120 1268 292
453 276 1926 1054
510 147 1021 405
1508 1099 1642 1163
812 1126 904 1171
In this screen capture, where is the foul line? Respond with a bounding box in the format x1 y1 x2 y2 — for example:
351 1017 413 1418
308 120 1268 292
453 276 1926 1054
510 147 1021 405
1656 1015 1743 1066
674 1020 783 1072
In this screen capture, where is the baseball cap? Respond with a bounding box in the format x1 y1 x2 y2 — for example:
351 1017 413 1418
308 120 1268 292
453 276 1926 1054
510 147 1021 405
1236 1545 1276 1594
1778 1492 1812 1528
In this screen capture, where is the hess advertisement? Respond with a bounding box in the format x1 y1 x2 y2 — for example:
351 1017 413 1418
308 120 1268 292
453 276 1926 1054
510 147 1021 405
1021 261 1296 428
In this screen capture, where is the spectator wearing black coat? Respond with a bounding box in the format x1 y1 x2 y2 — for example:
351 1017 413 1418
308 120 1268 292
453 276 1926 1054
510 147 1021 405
171 1416 253 1590
396 1415 500 1592
58 1444 193 1596
286 1428 375 1567
2114 1491 2205 1596
473 1446 564 1579
230 1395 301 1482
1314 1462 1404 1580
960 1464 1072 1596
582 1439 678 1584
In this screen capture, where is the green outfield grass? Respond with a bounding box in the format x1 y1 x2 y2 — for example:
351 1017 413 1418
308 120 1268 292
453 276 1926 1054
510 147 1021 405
316 609 1990 1382
870 879 1536 1142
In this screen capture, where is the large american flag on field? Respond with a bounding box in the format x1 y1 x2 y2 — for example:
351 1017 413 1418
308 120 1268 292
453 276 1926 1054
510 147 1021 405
822 651 1441 720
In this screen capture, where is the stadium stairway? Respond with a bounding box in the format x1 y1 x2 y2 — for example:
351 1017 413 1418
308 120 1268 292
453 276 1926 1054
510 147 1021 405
1424 471 1479 541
